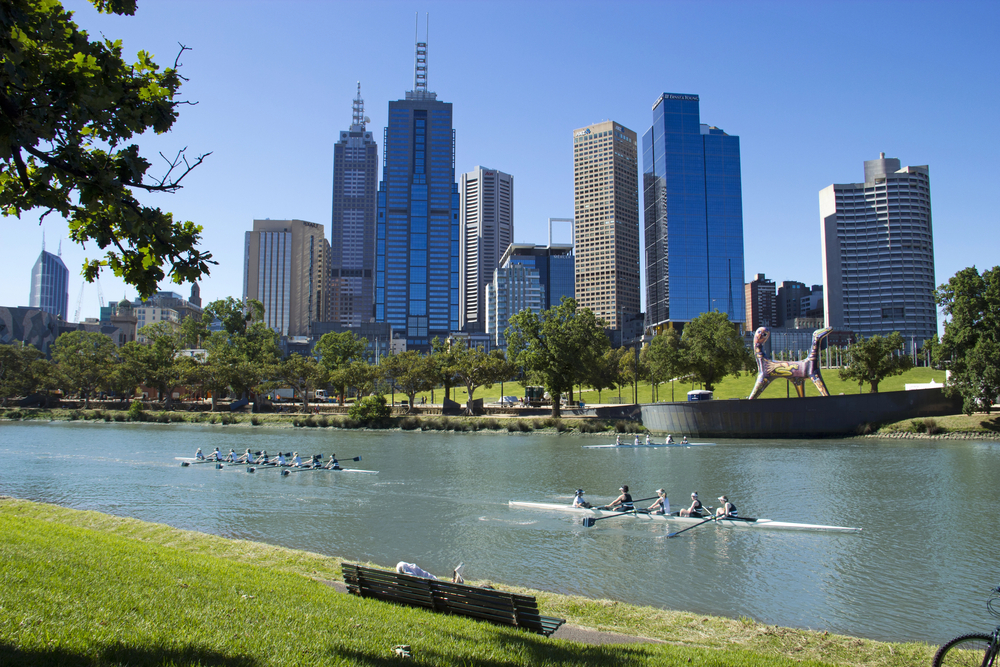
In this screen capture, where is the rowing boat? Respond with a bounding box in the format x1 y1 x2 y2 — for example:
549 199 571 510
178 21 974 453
507 501 861 533
582 442 715 449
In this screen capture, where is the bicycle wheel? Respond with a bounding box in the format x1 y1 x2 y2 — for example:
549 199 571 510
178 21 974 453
933 634 996 667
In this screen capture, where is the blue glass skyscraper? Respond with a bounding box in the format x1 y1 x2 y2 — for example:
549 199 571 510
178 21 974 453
643 93 745 331
29 245 69 321
374 32 459 351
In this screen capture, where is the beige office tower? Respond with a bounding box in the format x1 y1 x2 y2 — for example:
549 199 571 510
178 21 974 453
459 166 513 332
243 219 328 336
573 120 640 330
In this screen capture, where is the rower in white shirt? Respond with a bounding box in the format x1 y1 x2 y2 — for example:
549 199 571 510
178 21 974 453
274 452 287 466
291 452 303 467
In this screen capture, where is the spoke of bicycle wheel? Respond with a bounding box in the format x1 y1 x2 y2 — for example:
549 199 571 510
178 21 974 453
935 636 994 667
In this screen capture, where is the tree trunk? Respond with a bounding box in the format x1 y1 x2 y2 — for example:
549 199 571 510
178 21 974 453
407 392 416 413
550 392 561 418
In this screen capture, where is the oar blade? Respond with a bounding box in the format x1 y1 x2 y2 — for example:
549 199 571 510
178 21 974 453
582 517 596 528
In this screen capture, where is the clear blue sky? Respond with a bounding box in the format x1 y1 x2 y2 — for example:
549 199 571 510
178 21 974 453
5 0 997 330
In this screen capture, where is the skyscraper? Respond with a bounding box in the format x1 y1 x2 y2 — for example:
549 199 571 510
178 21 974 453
375 23 459 351
28 243 69 321
744 273 776 331
642 93 746 332
243 219 328 336
820 153 936 343
330 83 378 327
459 166 513 332
573 120 640 331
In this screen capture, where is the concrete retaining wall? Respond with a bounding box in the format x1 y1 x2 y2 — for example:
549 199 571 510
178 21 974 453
640 388 962 438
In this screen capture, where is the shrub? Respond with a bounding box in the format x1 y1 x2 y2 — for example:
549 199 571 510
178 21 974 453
69 410 81 421
127 401 145 421
90 410 104 421
856 422 876 435
481 418 500 430
400 416 421 430
305 417 317 428
348 395 391 425
209 415 219 424
924 418 942 434
577 420 606 433
422 417 447 431
113 413 126 422
507 419 532 432
341 417 361 429
6 410 23 420
318 416 329 427
250 416 262 426
103 413 113 422
554 420 570 432
327 416 343 428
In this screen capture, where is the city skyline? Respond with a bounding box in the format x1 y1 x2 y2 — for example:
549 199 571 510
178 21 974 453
2 0 996 335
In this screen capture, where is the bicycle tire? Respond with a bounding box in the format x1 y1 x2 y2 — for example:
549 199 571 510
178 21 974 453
933 634 996 667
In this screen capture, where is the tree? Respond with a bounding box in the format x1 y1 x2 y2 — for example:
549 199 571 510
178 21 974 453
936 266 1000 414
0 342 51 405
137 320 185 408
647 328 688 402
505 298 609 417
314 331 368 404
0 0 213 298
680 311 752 392
107 340 145 402
201 298 279 408
332 360 377 402
381 350 433 412
451 345 507 415
838 332 913 394
586 347 622 404
51 330 116 407
618 341 649 404
428 336 459 402
275 353 328 413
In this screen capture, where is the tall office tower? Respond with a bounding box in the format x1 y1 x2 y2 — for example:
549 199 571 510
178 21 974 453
573 120 640 330
485 262 543 349
28 242 69 321
243 219 328 336
776 280 810 327
820 154 936 342
459 166 513 332
643 93 746 332
375 24 459 351
744 273 776 331
331 83 378 327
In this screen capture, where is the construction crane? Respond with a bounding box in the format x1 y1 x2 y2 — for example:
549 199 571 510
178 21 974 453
73 283 85 323
97 279 105 309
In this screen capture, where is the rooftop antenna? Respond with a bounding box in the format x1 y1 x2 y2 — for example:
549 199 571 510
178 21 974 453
351 81 366 131
414 12 428 95
41 230 45 252
57 237 62 257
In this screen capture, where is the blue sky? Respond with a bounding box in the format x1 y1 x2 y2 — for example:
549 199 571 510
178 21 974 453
5 0 997 329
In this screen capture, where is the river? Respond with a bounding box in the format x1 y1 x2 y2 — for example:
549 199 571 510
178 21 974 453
1 420 997 645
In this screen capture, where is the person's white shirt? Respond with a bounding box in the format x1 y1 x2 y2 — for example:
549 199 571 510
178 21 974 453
275 453 286 465
292 453 302 466
572 492 588 507
396 562 436 579
645 434 651 445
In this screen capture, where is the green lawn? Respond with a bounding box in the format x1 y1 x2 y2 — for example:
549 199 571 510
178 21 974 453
0 498 936 666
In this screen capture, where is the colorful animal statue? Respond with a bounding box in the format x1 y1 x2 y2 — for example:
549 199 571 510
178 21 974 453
748 327 832 399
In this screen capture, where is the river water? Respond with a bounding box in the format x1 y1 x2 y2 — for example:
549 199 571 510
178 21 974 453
1 420 997 645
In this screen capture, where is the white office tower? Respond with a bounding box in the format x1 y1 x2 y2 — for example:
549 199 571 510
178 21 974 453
459 166 513 332
485 262 543 348
820 154 936 344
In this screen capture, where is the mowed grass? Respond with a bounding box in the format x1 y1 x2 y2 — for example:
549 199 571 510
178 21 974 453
0 498 935 666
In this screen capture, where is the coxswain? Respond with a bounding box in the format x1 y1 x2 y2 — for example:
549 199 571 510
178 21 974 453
647 489 670 515
607 485 634 512
679 492 704 517
715 495 738 518
194 448 205 461
572 489 591 508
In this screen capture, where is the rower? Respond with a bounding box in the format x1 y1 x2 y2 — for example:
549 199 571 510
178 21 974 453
665 434 673 444
310 454 322 468
256 450 269 465
572 489 591 508
607 485 634 512
679 492 704 517
647 489 670 515
195 448 205 461
224 449 237 462
238 448 253 463
715 495 738 518
208 447 222 461
274 451 287 466
324 454 341 470
291 451 303 467
645 433 651 446
615 434 622 446
681 436 689 445
633 434 640 446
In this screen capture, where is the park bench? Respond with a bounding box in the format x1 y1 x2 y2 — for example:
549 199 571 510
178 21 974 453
341 563 565 637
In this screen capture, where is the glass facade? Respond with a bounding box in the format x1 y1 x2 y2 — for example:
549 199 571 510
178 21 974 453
375 95 459 351
28 250 69 321
643 93 745 329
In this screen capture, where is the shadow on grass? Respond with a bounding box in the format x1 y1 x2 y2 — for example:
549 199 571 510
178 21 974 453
979 417 1000 432
332 636 663 666
0 642 260 667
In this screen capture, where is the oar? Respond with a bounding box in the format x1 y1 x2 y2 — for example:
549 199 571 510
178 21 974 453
582 510 638 527
666 514 719 538
594 495 656 510
282 455 363 476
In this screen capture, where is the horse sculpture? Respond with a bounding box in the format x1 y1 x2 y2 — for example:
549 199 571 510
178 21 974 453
747 326 832 400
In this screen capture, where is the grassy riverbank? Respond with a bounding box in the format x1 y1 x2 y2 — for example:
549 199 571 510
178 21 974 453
0 497 934 666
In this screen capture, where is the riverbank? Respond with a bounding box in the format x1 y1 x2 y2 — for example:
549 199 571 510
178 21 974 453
3 404 999 439
0 496 935 666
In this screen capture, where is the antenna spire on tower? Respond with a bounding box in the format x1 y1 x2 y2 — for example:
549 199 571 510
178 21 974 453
352 81 365 130
414 12 428 95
